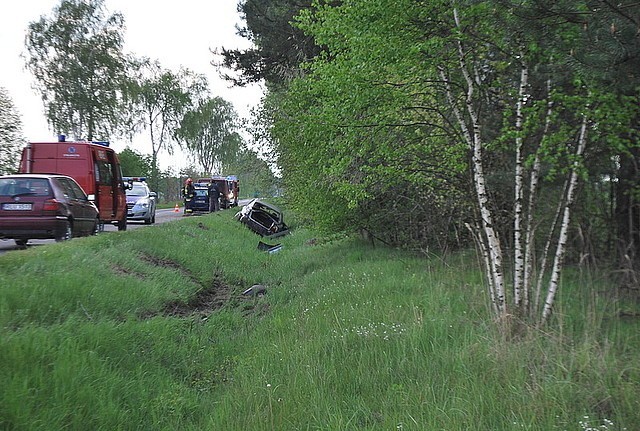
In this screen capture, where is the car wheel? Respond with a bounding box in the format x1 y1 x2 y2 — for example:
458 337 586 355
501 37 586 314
144 215 152 224
92 218 100 235
15 239 28 248
56 220 73 242
151 212 156 224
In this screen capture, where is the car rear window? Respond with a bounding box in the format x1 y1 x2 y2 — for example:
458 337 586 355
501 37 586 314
0 178 51 197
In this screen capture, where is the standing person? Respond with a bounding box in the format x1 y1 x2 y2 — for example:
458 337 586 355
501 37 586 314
208 181 221 212
182 178 195 213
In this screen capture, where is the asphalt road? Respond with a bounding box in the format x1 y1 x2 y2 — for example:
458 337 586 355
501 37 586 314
0 200 252 255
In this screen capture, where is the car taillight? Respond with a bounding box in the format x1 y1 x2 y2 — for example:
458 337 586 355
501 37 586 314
43 199 60 211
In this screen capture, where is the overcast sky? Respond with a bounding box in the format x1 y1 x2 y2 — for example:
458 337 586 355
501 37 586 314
0 0 264 172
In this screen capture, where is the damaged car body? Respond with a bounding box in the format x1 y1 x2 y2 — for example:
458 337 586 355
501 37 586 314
235 199 289 238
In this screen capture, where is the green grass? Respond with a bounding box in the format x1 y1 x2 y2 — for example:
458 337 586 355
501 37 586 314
1 208 638 430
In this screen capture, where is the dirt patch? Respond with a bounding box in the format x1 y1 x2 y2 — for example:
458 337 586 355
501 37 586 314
138 253 201 285
110 264 147 280
134 252 268 320
162 278 232 317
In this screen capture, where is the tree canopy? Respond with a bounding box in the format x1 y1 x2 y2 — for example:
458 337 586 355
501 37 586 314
216 0 320 87
175 97 242 176
24 0 129 140
118 147 153 178
125 58 208 190
0 87 24 175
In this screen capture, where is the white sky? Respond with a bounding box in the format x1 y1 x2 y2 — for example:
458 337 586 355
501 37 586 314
0 0 264 173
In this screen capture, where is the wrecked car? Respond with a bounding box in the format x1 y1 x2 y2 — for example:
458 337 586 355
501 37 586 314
235 199 289 238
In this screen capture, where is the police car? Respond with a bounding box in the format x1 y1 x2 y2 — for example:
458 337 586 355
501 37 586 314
123 177 157 224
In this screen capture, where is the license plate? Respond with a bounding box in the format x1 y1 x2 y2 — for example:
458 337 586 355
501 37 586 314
2 203 33 211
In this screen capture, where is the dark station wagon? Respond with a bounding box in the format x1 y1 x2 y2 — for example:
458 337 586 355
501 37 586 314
0 174 100 247
191 184 211 213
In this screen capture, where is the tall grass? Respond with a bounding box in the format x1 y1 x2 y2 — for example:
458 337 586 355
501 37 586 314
0 208 638 430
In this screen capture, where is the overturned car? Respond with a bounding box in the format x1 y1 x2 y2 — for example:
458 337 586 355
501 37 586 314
235 199 289 238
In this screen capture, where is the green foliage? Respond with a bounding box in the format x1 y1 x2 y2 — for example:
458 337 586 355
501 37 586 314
175 97 242 175
273 0 471 243
511 0 640 91
118 147 153 178
217 0 320 86
125 58 208 190
24 0 128 140
0 87 23 174
226 147 279 198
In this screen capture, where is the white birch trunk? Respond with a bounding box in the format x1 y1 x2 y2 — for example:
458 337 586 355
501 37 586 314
541 114 589 324
513 59 528 309
466 222 499 315
452 8 506 316
534 177 567 313
440 67 505 312
524 80 553 314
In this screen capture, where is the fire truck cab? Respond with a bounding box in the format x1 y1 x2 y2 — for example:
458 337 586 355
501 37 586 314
19 136 129 230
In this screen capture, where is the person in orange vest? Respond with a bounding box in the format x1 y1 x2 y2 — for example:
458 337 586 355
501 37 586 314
182 178 195 213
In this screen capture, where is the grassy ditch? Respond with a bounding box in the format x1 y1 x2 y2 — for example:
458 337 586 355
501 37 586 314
1 208 639 430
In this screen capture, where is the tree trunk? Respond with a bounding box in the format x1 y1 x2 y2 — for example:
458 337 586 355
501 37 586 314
525 82 553 315
541 114 589 324
450 7 506 317
513 58 528 309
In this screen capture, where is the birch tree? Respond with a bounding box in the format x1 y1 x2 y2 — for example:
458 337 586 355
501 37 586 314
24 0 128 140
125 58 207 189
434 2 636 326
175 97 242 175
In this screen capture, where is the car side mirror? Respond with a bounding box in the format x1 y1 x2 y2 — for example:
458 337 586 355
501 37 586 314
87 194 96 202
150 191 157 198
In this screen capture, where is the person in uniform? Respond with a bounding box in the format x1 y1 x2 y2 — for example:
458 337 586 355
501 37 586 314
208 181 221 212
182 178 195 213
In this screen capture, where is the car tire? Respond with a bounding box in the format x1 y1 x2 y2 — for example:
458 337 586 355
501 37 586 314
15 239 28 248
151 212 156 224
56 220 72 242
144 215 152 225
92 218 100 235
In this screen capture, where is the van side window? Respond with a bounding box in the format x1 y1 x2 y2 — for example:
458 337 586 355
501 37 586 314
96 161 113 185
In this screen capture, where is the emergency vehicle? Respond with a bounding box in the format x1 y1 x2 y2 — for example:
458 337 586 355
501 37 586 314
122 177 157 224
196 175 240 209
19 136 129 230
